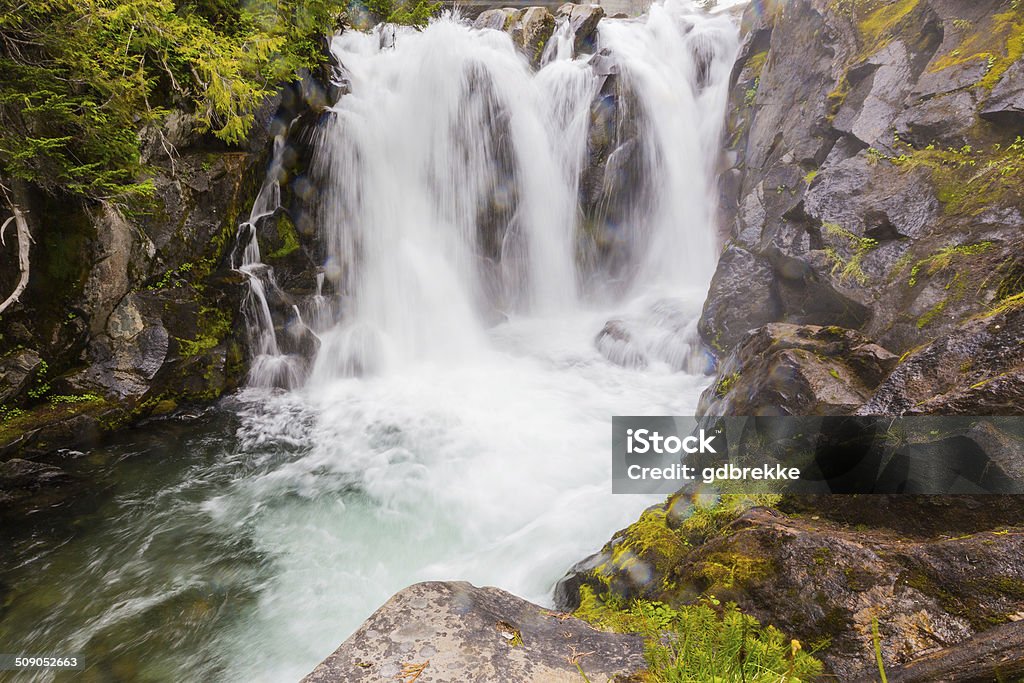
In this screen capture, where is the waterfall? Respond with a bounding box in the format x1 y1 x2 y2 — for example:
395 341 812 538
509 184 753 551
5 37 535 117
0 6 742 683
236 0 738 383
210 3 740 678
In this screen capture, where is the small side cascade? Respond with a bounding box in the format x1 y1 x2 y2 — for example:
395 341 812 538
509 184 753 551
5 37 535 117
234 134 307 390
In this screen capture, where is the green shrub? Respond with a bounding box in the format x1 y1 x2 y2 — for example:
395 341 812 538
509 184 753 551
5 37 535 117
576 587 824 682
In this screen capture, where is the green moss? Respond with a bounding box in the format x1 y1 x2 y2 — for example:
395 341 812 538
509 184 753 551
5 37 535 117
692 551 772 590
976 290 1024 319
174 307 232 358
150 399 178 415
148 262 195 290
668 494 782 546
812 546 832 570
826 74 850 122
855 0 921 54
916 298 947 329
715 372 740 397
266 213 301 260
586 495 781 601
928 8 1024 90
822 222 878 286
803 169 819 184
612 507 688 573
0 396 121 447
744 78 760 107
882 137 1024 217
991 257 1024 303
47 393 103 404
745 50 769 79
908 242 994 288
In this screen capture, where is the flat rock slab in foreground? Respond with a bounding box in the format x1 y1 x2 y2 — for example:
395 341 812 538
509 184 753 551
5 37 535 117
302 581 645 682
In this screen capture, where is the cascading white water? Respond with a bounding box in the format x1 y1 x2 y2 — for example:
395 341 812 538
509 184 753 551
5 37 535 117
236 135 309 390
211 2 740 679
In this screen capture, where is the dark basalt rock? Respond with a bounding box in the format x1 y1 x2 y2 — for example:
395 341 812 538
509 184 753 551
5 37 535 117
982 59 1024 126
858 298 1024 416
0 349 42 406
704 0 1024 358
0 458 78 511
302 581 645 683
698 323 897 417
698 246 781 354
557 3 605 57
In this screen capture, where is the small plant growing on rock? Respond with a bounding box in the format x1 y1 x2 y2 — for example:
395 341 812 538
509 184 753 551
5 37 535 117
576 587 824 682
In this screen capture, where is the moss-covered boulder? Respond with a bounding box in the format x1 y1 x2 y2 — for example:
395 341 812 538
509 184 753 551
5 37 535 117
556 494 1024 679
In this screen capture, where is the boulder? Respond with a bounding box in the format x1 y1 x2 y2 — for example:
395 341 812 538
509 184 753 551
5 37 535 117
516 7 556 67
698 323 898 417
475 7 556 68
0 458 77 511
302 581 645 683
0 349 42 405
556 497 1024 680
557 3 605 56
698 246 781 354
473 8 518 31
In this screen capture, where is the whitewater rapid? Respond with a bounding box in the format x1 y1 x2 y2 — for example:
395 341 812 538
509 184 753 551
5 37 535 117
226 2 739 678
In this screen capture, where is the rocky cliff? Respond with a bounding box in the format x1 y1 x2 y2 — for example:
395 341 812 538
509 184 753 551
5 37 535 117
0 73 335 480
702 0 1023 415
557 1 1024 679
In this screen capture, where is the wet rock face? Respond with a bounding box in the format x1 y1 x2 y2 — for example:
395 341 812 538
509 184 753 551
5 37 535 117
698 323 898 416
698 246 781 353
859 298 1024 416
302 581 645 683
473 7 557 68
0 458 79 512
0 50 341 457
0 90 298 455
982 59 1024 125
0 350 42 406
558 3 605 56
703 0 1024 360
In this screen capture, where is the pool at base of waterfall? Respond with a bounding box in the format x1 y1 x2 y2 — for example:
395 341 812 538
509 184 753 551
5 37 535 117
0 308 710 682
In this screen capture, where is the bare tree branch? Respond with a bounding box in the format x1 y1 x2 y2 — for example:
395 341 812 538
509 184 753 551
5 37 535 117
0 188 31 316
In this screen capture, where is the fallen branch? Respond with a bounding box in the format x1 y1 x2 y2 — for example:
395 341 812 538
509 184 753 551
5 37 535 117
0 193 31 316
